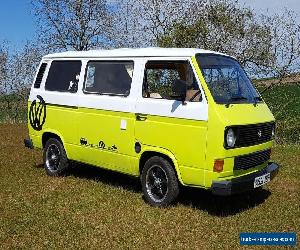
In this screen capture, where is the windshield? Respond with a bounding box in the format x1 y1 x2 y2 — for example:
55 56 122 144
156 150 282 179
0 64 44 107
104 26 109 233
196 54 261 104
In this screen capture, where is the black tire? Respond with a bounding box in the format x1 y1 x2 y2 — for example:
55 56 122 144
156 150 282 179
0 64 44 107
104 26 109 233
43 138 69 176
141 156 179 207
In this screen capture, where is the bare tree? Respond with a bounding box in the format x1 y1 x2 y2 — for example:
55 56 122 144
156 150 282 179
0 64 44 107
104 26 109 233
0 43 9 93
156 0 274 70
0 41 42 122
111 0 202 48
32 0 114 51
255 11 300 143
0 43 10 117
254 10 300 89
109 0 144 48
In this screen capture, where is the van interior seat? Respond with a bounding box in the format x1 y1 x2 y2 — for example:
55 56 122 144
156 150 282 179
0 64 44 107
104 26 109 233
149 93 162 99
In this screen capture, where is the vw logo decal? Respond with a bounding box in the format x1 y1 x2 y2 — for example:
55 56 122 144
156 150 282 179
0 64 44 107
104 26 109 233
29 95 46 131
258 129 262 138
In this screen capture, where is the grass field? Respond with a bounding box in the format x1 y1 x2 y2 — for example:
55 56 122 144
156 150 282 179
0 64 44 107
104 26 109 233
0 124 299 249
260 84 300 143
0 93 28 123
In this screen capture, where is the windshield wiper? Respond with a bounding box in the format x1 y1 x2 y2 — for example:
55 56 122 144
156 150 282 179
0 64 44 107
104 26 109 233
225 96 248 107
229 96 248 101
254 96 262 101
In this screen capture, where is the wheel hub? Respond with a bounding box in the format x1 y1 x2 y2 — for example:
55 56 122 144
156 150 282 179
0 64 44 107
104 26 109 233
145 165 168 203
46 144 61 172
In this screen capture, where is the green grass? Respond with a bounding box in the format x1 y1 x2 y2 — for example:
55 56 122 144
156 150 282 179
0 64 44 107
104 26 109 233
0 101 27 123
260 84 300 143
0 92 28 123
0 124 299 249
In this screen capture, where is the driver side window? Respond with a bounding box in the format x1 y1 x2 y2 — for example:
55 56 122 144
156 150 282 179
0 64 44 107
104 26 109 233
143 60 202 102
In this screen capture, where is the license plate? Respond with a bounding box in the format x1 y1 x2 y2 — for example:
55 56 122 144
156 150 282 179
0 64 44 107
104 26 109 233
254 173 270 188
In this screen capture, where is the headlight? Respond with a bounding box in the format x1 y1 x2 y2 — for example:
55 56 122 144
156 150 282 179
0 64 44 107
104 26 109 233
226 128 236 148
271 124 275 138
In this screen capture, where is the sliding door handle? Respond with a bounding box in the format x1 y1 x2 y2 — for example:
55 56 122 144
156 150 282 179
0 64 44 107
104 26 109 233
136 113 147 121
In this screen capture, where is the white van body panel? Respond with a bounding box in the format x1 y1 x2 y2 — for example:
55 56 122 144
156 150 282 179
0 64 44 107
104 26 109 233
44 47 232 59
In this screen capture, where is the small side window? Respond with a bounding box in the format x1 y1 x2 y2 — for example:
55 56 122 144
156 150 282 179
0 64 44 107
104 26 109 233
45 60 82 93
143 61 202 102
34 63 47 88
84 61 134 96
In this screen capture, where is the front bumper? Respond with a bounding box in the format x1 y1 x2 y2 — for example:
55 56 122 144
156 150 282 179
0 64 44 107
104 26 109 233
24 138 34 149
211 162 279 196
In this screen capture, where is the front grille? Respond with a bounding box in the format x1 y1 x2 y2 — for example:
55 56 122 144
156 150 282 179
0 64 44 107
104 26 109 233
234 149 271 170
235 122 274 148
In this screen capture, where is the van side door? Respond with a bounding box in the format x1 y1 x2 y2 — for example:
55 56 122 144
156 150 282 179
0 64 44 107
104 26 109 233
76 59 139 175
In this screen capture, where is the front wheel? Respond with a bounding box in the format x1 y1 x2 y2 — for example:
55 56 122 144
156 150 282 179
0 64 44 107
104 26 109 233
141 156 179 207
43 138 69 176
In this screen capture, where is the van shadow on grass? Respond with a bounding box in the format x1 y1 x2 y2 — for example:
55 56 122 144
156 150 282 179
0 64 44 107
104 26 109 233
52 162 271 216
66 162 142 193
177 186 271 217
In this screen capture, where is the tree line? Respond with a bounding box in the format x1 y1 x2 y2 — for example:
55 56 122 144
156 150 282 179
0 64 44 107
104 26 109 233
0 0 300 122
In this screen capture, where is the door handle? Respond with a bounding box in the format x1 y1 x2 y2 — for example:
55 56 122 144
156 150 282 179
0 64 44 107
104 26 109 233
136 113 147 121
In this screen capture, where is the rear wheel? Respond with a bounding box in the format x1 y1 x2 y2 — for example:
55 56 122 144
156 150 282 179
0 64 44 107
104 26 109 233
43 138 69 176
141 156 179 207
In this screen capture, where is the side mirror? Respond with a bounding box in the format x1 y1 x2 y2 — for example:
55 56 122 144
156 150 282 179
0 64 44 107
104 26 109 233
172 79 187 104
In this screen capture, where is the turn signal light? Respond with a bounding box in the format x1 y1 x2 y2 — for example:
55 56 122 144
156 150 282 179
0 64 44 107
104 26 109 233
213 159 224 172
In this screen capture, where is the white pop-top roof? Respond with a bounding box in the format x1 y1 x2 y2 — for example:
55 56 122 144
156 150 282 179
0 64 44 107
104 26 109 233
43 47 230 59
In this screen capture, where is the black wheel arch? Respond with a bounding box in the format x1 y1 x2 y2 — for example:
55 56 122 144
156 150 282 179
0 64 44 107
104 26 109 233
139 151 178 178
42 132 63 148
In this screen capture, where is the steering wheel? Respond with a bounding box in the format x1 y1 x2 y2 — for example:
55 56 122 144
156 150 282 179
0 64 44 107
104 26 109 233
189 90 202 102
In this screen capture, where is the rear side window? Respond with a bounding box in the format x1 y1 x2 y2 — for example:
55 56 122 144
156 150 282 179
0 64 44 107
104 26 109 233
84 61 134 96
34 63 47 88
45 60 82 92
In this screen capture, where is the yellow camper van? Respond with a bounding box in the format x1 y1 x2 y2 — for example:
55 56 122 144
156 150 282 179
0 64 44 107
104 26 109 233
24 48 279 206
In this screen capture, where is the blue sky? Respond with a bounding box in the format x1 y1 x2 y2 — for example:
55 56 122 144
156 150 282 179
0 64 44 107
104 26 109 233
0 0 35 48
0 0 299 49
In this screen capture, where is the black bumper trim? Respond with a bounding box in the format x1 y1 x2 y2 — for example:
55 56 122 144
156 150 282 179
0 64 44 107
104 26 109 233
24 138 34 149
211 162 279 196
